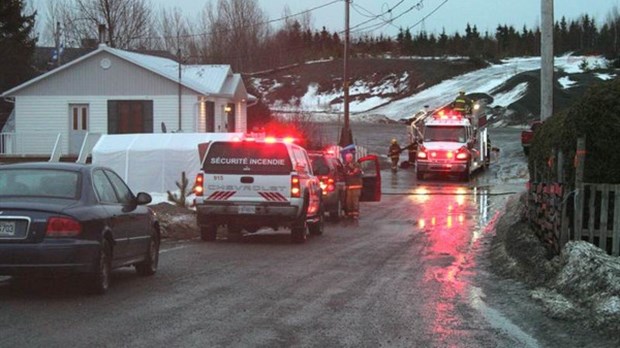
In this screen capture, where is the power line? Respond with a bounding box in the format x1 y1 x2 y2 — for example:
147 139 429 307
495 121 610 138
406 0 449 32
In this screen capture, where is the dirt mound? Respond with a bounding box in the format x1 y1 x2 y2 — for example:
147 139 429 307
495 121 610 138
149 202 199 240
491 68 613 124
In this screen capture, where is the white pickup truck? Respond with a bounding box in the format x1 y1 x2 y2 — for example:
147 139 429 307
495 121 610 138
193 137 324 243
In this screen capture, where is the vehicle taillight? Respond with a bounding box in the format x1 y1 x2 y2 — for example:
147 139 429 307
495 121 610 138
318 176 335 195
46 217 81 237
291 175 301 198
417 146 427 159
193 173 204 196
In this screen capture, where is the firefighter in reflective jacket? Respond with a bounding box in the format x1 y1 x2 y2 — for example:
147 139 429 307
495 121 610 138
388 139 401 172
452 91 473 115
343 152 363 219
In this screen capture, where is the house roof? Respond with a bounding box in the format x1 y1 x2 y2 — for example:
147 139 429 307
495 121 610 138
2 44 244 98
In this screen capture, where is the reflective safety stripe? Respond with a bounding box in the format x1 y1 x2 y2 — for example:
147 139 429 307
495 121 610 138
346 185 363 190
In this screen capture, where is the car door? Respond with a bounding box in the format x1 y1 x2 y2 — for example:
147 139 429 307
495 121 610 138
104 169 151 259
358 155 381 202
92 170 130 261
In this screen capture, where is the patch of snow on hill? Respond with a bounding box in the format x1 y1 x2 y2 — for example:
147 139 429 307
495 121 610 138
595 73 615 81
491 82 529 107
558 76 577 89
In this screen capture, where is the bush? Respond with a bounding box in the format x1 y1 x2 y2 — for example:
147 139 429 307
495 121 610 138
529 79 620 185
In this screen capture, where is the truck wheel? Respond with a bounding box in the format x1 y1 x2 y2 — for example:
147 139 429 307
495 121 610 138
291 197 309 243
416 171 425 180
309 205 325 236
200 224 217 241
461 166 471 182
227 224 242 242
291 224 308 243
328 199 341 222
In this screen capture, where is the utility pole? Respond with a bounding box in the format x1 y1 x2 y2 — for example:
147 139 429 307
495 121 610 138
339 0 353 147
541 0 554 121
177 32 182 132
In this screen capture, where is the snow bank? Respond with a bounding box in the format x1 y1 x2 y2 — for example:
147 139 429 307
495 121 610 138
491 192 620 336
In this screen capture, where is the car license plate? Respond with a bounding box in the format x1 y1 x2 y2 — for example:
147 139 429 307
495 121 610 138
0 221 16 236
238 206 256 214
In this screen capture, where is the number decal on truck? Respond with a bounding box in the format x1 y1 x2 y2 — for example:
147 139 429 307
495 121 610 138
213 175 224 181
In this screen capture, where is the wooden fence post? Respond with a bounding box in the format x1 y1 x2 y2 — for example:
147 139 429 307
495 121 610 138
573 137 586 241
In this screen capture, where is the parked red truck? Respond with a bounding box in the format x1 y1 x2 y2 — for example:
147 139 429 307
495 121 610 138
521 120 543 155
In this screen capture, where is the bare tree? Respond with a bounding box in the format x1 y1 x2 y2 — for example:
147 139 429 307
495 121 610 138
196 0 268 71
51 0 154 49
154 7 197 59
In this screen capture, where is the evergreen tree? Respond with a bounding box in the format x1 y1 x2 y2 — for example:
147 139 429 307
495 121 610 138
0 0 37 92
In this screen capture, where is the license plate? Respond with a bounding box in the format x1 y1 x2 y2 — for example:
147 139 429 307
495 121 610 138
238 206 256 214
0 221 16 236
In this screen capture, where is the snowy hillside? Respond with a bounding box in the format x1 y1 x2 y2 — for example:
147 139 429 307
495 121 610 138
252 55 613 123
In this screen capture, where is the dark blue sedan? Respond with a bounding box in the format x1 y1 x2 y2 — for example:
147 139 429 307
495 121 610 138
0 162 160 294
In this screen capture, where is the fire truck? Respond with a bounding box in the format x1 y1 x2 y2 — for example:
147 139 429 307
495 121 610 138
414 103 491 181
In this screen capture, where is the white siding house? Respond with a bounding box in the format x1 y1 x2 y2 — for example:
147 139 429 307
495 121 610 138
1 44 251 156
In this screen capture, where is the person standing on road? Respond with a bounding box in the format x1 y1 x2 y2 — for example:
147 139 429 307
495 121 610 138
388 139 401 172
343 152 363 219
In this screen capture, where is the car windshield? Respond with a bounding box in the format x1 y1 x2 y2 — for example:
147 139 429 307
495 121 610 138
0 169 80 199
424 126 467 143
203 142 293 175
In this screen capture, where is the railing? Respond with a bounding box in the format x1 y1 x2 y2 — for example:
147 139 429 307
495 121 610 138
0 133 15 154
0 132 62 156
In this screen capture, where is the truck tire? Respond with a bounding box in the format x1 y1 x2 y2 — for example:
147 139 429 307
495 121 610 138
461 165 471 182
291 197 309 243
200 224 217 241
309 205 325 236
227 224 242 242
328 199 342 222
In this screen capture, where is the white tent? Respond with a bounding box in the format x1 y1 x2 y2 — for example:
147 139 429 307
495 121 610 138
92 133 242 194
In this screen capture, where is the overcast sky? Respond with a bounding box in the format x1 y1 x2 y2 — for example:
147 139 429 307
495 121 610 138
147 0 618 36
32 0 618 38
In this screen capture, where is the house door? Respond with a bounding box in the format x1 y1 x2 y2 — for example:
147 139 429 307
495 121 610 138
69 104 89 155
205 101 215 132
226 103 235 132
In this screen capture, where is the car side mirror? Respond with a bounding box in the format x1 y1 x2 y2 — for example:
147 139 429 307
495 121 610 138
136 192 152 205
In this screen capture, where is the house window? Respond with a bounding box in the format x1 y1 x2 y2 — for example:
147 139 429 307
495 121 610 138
107 100 153 134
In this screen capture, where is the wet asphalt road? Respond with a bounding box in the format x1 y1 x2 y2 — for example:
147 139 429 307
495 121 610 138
0 126 617 347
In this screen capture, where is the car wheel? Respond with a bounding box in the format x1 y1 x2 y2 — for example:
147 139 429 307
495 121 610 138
200 224 217 241
135 233 160 276
88 239 112 295
309 205 325 236
329 198 342 222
